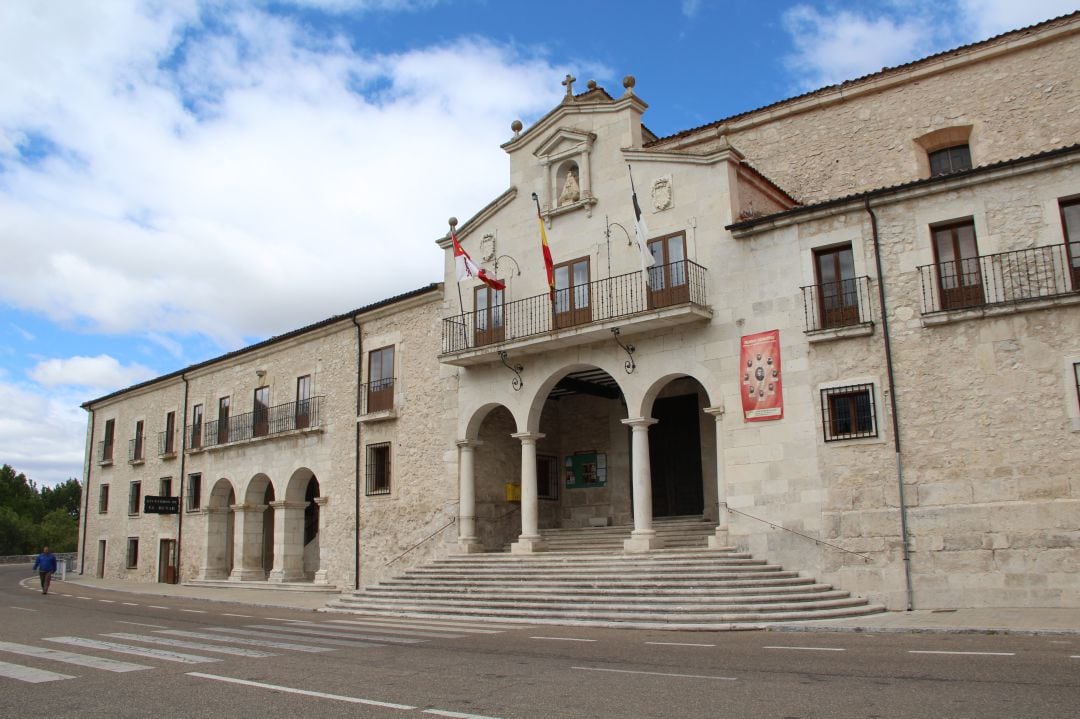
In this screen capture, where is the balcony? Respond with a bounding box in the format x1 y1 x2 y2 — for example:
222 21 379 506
801 276 874 335
188 396 324 451
440 261 711 366
96 441 114 466
918 242 1080 315
127 435 145 464
360 378 396 421
157 430 177 458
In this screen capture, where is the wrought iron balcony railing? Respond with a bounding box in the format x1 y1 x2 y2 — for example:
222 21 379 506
96 440 114 466
441 260 708 354
187 396 323 450
157 430 177 457
128 435 145 463
800 276 874 332
918 242 1079 314
361 378 395 415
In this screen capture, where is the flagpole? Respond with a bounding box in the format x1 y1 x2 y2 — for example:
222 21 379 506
449 217 468 350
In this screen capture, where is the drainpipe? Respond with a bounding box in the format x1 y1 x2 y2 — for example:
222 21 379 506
352 315 363 591
176 374 190 584
865 197 915 611
79 409 96 575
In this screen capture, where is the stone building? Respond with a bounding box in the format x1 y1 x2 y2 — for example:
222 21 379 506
79 12 1080 612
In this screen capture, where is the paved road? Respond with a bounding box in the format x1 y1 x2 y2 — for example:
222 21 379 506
2 565 1078 718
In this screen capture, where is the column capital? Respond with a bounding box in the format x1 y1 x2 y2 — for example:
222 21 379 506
621 417 658 429
704 404 726 419
231 503 267 513
456 438 483 449
510 431 545 443
313 496 329 507
268 500 308 510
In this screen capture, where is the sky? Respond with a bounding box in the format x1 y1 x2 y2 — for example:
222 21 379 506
1 0 1077 487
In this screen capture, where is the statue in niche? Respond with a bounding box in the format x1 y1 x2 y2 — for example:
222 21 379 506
559 168 580 206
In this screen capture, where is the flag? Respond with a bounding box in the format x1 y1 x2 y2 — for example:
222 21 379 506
452 228 505 291
532 194 555 300
629 166 655 287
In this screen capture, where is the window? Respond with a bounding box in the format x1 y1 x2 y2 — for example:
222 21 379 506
1074 362 1080 413
821 384 878 441
537 455 559 500
217 396 230 445
647 232 689 308
131 420 144 462
296 374 312 429
1061 198 1080 290
128 481 141 515
190 404 203 449
367 346 395 413
159 477 172 497
186 473 202 511
98 484 109 514
365 442 392 496
932 220 984 310
101 419 115 463
126 538 139 569
253 386 270 437
553 256 591 328
473 285 505 347
928 144 972 177
163 411 176 455
814 244 860 329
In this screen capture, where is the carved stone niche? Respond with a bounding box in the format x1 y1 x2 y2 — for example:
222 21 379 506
533 127 598 223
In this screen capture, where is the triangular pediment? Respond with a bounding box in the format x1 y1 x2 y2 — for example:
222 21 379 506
533 127 596 161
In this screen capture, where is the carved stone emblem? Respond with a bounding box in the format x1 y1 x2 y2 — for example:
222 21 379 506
652 175 673 211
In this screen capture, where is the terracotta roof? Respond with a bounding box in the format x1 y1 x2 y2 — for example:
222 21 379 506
82 283 443 408
649 11 1080 148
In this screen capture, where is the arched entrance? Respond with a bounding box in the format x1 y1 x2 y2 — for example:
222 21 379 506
230 474 274 581
202 478 235 579
472 405 520 551
645 376 715 521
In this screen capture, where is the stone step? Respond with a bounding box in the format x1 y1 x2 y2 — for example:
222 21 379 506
357 589 853 606
381 574 815 590
434 549 750 564
402 566 785 580
363 583 835 598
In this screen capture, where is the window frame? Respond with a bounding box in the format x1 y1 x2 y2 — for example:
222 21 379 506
473 285 505 347
190 404 203 449
128 481 142 516
296 374 312 429
821 383 879 442
217 396 231 445
98 484 109 514
367 346 395 413
537 454 560 501
132 419 144 462
928 144 972 177
553 255 591 328
1060 197 1080 291
647 232 690 308
163 410 176 454
126 537 139 569
253 386 270 437
186 473 202 512
931 219 985 310
813 243 860 329
102 418 115 463
159 477 172 497
365 442 392 496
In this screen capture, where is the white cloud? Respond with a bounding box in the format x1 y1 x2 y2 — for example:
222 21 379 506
682 0 703 18
0 379 87 486
28 355 157 391
958 0 1079 38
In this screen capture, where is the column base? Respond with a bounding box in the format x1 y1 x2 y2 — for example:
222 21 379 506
708 527 731 549
455 538 485 554
510 535 547 554
229 568 267 581
267 568 306 583
200 567 230 580
313 569 330 585
623 530 664 553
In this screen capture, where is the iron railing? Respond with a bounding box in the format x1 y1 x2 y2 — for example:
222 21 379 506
188 396 323 450
918 242 1079 314
361 378 395 415
96 440 114 465
157 430 177 457
800 276 874 332
127 435 145 463
441 260 708 354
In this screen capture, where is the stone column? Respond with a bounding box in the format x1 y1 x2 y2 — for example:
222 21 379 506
456 439 484 554
622 417 663 552
200 506 229 580
510 432 547 554
313 497 330 585
229 503 267 581
704 405 730 549
268 500 308 583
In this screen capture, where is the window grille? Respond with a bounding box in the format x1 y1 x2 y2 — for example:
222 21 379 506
186 474 202 511
126 538 139 569
128 481 141 515
365 443 392 496
98 485 109 514
821 383 878 441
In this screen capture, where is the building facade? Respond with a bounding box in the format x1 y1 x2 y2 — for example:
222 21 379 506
80 13 1080 610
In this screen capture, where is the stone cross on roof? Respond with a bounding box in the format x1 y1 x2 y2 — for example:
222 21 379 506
562 73 576 100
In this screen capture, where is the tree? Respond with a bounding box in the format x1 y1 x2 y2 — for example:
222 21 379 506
41 478 81 521
0 465 81 554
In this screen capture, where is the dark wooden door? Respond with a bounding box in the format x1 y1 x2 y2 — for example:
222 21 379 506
648 394 704 517
648 234 690 308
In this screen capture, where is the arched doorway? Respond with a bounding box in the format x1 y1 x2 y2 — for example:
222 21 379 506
203 478 235 579
646 377 712 519
261 483 275 575
303 477 320 579
472 405 520 551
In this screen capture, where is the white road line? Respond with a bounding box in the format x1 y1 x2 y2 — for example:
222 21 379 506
325 624 465 640
44 637 220 664
157 630 335 653
121 602 140 606
148 606 169 610
115 621 167 629
0 659 76 683
531 637 597 642
98 599 115 603
908 650 1015 656
764 646 846 652
9 606 36 612
242 624 422 645
327 618 509 633
266 617 311 623
104 633 276 658
572 666 736 681
180 609 207 614
75 596 92 600
1068 655 1080 659
423 710 503 719
221 613 252 618
211 626 384 648
186 673 417 710
645 642 715 647
0 641 150 672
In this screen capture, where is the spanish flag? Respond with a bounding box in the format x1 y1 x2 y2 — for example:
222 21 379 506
532 193 555 300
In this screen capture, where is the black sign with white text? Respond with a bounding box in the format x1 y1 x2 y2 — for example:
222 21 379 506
144 496 180 514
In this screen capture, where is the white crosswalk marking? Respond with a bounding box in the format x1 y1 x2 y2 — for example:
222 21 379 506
322 621 467 639
156 630 335 653
326 618 509 633
103 633 277 658
44 637 220 664
0 641 149 672
0 659 76 683
206 626 383 648
241 624 423 645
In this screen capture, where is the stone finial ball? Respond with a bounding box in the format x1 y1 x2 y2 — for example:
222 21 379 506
623 75 636 90
511 120 523 133
448 217 458 228
587 80 597 90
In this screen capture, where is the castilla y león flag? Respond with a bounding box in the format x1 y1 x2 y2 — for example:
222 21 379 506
452 227 504 291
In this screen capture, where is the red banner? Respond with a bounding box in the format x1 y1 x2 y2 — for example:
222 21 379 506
740 330 783 421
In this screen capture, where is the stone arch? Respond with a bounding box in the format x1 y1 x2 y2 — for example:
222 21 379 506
524 362 629 435
463 401 520 441
281 467 321 581
202 478 235 579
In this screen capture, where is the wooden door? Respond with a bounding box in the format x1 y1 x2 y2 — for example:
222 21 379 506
933 221 984 310
553 257 591 329
648 395 704 517
647 233 690 308
473 286 505 346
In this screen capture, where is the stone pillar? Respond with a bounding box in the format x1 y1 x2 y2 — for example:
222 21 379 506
704 405 730 549
229 503 267 581
510 432 546 554
313 497 330 585
622 417 663 552
268 500 308 583
200 506 229 580
456 439 484 554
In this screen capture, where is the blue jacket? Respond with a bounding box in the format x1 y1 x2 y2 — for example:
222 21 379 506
33 553 58 573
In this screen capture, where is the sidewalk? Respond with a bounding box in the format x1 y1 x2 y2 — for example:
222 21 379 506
55 573 1080 634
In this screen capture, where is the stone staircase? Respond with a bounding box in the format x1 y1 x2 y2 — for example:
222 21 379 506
323 517 886 630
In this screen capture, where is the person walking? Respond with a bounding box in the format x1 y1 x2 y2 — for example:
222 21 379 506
33 546 58 595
